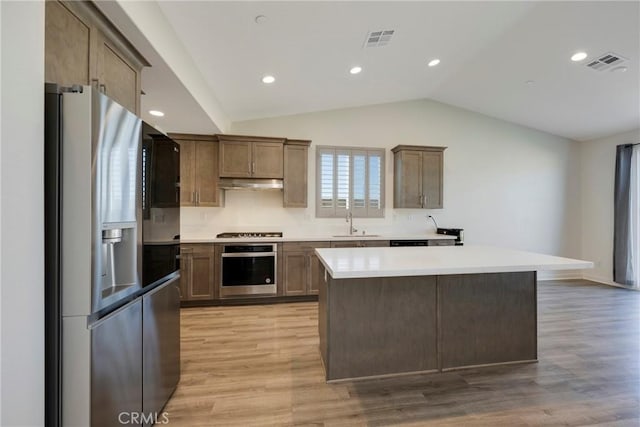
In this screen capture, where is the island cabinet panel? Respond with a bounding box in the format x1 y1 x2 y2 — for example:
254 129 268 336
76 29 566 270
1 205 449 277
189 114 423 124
179 245 216 301
282 241 330 296
283 141 311 207
218 135 285 179
321 276 438 380
392 145 446 209
172 134 222 207
438 272 537 370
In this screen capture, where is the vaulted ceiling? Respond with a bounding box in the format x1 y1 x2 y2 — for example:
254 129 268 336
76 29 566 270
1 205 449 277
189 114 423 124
101 1 640 141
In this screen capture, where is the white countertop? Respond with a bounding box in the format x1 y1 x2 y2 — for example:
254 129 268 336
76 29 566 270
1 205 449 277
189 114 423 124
314 245 593 279
180 233 457 244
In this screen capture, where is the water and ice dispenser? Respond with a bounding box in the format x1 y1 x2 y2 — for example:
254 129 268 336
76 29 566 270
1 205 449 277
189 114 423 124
100 224 137 304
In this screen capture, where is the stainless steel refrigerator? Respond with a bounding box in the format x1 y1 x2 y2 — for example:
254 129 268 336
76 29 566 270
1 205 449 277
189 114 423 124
45 84 180 427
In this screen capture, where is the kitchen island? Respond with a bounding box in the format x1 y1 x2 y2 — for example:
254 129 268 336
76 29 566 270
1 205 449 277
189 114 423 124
315 245 592 381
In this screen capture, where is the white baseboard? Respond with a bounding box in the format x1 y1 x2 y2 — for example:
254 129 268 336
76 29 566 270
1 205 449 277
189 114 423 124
537 270 582 281
581 273 638 290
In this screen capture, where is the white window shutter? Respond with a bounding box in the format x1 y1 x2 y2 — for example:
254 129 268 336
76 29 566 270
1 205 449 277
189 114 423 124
315 146 385 218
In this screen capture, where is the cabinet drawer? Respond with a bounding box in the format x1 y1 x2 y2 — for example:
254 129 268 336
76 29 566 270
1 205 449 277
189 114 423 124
180 244 214 254
362 240 390 247
331 240 390 248
283 241 331 252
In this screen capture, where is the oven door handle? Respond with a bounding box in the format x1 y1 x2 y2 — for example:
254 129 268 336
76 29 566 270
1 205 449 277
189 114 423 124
221 252 277 258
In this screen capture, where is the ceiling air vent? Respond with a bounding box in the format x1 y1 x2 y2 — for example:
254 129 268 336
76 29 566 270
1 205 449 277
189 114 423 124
364 30 395 48
586 52 627 71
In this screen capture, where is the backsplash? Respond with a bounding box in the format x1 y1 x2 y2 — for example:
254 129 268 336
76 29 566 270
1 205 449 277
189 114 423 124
180 190 442 239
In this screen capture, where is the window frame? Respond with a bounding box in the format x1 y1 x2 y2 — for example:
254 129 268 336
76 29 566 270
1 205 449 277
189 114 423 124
315 146 385 218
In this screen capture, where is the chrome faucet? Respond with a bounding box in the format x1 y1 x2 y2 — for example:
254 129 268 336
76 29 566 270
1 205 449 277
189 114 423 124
346 211 358 235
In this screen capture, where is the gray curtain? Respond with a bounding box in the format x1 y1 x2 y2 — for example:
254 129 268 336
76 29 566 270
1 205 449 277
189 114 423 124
613 144 634 285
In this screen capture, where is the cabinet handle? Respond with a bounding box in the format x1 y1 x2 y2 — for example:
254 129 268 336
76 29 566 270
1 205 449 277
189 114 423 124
251 162 255 175
196 192 200 205
423 194 427 208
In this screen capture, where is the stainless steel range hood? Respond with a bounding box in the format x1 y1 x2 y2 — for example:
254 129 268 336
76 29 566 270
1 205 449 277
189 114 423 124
218 178 283 190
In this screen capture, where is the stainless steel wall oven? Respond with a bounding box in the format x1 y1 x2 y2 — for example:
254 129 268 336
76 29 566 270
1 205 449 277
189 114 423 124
220 244 277 297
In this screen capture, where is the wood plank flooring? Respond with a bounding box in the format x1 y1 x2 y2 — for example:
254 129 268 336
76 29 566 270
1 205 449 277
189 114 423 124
162 280 640 426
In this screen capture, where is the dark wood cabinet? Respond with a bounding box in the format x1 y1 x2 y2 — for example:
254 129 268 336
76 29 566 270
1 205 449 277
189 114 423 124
180 245 215 301
283 251 307 296
282 242 330 296
283 140 311 207
45 1 148 114
171 134 223 207
392 145 446 209
218 135 285 179
95 32 139 113
330 240 390 248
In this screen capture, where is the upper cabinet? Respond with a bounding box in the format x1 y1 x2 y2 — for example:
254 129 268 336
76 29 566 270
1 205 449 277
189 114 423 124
218 135 285 179
170 134 223 207
45 1 148 114
283 140 311 208
392 145 446 209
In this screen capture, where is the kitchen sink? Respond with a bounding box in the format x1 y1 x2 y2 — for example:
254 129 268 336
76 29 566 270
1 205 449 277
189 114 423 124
332 234 381 238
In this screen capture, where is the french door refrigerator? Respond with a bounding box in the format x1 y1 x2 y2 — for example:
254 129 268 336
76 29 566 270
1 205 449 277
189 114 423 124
45 84 180 427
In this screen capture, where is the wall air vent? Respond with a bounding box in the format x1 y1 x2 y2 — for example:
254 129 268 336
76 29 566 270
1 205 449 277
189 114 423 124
586 52 627 71
364 30 395 48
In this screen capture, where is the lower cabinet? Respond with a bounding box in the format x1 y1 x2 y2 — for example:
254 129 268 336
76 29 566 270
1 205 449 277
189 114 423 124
180 244 215 301
331 240 391 248
283 242 330 296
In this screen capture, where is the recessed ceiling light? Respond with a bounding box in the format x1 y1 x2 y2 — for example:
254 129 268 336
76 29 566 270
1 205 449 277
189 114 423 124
255 15 267 24
428 59 440 67
349 66 362 75
571 52 588 62
525 80 535 85
149 110 164 117
262 75 275 84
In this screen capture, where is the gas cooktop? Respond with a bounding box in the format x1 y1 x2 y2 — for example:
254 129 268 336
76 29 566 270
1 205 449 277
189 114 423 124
216 232 283 238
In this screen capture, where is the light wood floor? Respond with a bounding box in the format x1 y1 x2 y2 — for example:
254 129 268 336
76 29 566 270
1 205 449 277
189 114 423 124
163 281 640 426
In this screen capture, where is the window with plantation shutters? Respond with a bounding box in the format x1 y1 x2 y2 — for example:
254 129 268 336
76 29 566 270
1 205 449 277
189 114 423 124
316 146 385 218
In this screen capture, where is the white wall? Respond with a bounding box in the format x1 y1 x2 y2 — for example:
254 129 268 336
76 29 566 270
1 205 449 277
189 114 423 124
183 99 582 267
580 128 640 286
0 1 45 426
